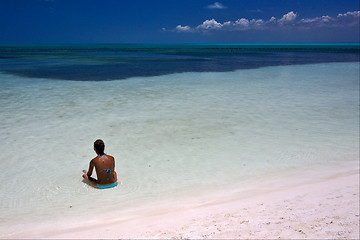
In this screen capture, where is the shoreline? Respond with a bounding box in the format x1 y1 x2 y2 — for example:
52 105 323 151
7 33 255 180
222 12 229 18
6 161 359 239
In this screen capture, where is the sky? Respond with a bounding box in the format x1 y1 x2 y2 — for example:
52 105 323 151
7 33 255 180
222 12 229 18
0 0 359 44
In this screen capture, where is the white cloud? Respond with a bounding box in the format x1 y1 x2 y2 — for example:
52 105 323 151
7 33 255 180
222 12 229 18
206 2 227 9
171 10 359 33
234 18 250 29
269 16 277 22
250 19 266 28
197 19 223 30
175 25 193 32
298 15 334 28
279 11 297 23
336 11 360 26
297 11 359 29
337 11 360 18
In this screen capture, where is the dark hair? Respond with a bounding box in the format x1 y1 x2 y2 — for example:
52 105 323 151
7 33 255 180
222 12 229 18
94 139 105 154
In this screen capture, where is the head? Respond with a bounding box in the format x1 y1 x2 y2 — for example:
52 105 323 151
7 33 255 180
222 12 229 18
94 139 105 155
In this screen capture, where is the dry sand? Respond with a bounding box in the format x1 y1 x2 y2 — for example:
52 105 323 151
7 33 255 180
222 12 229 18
7 162 360 239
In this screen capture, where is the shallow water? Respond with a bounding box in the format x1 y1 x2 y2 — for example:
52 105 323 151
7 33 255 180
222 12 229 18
0 62 359 235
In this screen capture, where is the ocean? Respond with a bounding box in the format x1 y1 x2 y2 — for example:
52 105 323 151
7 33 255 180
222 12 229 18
0 44 359 236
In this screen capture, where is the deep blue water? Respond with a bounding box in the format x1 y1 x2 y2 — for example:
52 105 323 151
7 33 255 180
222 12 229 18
0 43 359 81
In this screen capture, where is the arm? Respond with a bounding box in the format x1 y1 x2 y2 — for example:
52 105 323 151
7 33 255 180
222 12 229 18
112 156 117 182
87 159 95 177
84 159 97 182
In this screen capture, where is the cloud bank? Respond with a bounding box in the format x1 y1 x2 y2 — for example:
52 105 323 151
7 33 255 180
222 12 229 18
173 10 360 32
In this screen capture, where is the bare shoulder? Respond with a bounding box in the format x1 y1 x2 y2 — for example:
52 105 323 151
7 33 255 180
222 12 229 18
90 156 98 164
105 154 115 164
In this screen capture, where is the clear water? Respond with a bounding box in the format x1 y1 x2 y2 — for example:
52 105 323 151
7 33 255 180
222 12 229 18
0 44 359 236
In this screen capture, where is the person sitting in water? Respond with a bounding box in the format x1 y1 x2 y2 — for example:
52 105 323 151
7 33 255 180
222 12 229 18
82 139 118 189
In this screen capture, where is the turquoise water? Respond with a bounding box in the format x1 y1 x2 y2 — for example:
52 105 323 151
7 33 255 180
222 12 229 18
0 44 359 236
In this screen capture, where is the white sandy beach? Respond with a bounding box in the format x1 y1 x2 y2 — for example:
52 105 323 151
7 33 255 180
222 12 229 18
9 161 358 239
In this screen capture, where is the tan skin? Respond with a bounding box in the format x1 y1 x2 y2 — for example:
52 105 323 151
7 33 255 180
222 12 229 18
82 148 117 188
